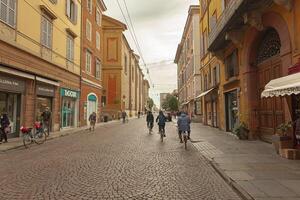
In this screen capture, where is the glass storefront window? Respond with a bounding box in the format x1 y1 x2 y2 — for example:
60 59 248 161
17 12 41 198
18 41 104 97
36 97 52 122
62 97 75 128
0 92 20 135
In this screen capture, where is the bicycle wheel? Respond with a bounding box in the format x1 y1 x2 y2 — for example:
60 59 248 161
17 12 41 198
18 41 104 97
34 131 46 145
184 134 187 150
23 134 31 148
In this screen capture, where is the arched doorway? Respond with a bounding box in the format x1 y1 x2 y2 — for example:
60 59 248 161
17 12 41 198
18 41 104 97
256 28 285 142
87 94 98 124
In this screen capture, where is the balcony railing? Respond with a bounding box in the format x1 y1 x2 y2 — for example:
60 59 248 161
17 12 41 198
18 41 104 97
208 0 244 50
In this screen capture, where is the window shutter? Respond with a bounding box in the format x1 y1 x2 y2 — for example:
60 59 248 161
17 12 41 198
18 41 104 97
73 3 78 24
66 0 70 17
216 64 220 84
200 34 203 58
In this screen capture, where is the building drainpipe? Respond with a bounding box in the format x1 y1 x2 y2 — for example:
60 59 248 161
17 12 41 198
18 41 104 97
79 2 83 127
33 76 37 131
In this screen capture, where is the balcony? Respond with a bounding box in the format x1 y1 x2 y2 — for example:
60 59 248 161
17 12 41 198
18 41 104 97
208 0 274 52
208 0 244 51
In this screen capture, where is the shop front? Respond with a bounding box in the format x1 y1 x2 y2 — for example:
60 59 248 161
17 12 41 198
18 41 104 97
225 90 239 132
35 83 56 131
261 71 300 149
0 74 24 137
60 88 79 129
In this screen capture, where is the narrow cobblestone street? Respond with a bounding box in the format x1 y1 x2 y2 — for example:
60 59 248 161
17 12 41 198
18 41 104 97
0 118 241 200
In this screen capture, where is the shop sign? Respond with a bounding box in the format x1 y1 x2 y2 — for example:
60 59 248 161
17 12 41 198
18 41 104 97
60 88 79 99
0 74 25 92
37 84 55 97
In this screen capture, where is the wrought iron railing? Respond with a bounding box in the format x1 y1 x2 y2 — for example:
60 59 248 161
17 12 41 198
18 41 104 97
208 0 244 48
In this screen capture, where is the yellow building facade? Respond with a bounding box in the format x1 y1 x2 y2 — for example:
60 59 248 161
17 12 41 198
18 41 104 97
200 0 300 143
0 0 82 136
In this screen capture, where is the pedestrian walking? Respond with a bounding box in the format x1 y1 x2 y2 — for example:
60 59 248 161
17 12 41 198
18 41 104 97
0 110 10 144
89 112 97 131
121 111 127 124
146 111 154 133
41 107 51 136
138 111 141 118
156 111 167 137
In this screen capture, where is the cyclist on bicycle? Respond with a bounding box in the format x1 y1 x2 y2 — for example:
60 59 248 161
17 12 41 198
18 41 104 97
146 111 154 132
156 111 167 137
177 112 191 143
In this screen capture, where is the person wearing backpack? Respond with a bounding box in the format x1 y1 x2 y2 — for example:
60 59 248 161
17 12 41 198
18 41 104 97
156 110 167 137
89 112 97 131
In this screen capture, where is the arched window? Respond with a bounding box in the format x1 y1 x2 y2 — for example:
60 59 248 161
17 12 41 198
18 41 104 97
257 28 281 64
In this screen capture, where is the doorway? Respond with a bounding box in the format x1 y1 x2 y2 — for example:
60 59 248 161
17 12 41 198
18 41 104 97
255 28 284 142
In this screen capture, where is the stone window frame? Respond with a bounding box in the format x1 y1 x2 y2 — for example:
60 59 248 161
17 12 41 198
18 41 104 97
66 0 78 24
86 19 92 41
66 34 74 62
95 58 102 79
86 50 92 74
96 31 100 50
0 0 17 28
41 14 53 49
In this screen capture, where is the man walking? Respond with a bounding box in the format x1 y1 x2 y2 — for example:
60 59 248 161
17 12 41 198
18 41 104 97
89 112 97 131
41 107 51 136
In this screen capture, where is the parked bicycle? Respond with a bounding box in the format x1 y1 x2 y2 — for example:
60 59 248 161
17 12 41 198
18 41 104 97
20 122 47 148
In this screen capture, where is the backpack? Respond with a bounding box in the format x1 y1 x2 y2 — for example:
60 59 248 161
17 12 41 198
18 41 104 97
158 115 166 125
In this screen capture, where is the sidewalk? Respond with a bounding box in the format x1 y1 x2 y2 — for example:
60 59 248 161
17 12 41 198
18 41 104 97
0 118 132 152
190 123 300 200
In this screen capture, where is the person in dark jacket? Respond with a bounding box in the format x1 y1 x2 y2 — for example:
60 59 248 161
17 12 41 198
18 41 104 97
41 107 51 136
156 111 167 137
89 112 97 131
0 111 10 143
146 111 154 132
177 112 191 143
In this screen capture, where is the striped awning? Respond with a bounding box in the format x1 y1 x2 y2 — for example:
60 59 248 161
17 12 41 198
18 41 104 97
261 73 300 98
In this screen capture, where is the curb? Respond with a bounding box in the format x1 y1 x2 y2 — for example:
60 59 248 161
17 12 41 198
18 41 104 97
210 160 254 200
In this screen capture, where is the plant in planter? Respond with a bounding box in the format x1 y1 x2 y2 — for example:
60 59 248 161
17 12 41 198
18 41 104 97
273 122 293 154
233 122 249 140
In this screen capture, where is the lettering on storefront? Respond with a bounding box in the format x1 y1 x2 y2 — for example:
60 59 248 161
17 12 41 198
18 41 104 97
37 84 55 97
61 88 79 99
0 74 25 92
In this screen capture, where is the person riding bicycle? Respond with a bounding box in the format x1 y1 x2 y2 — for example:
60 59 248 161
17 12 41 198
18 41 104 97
177 112 191 143
146 111 154 132
156 111 167 137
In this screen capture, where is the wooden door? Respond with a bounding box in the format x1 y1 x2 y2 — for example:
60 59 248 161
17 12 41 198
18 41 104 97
257 56 284 142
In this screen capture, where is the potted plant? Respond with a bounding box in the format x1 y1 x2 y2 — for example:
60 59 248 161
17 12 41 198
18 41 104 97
273 122 293 154
233 122 249 140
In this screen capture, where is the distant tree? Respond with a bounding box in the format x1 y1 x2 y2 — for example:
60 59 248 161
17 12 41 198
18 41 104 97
162 94 179 112
147 98 154 110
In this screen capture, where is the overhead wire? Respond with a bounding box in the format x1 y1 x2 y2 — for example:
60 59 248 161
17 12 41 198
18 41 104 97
115 0 155 89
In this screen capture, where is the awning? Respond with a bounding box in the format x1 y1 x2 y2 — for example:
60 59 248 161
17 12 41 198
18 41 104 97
181 100 190 106
195 88 215 99
261 73 300 98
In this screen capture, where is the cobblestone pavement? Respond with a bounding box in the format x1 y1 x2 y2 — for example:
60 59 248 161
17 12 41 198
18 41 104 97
0 119 241 200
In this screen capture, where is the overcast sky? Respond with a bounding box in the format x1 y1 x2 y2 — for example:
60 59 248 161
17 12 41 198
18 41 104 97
104 0 199 107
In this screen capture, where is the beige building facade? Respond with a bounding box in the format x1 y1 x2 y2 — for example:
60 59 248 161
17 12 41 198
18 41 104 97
175 5 201 121
102 15 146 119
